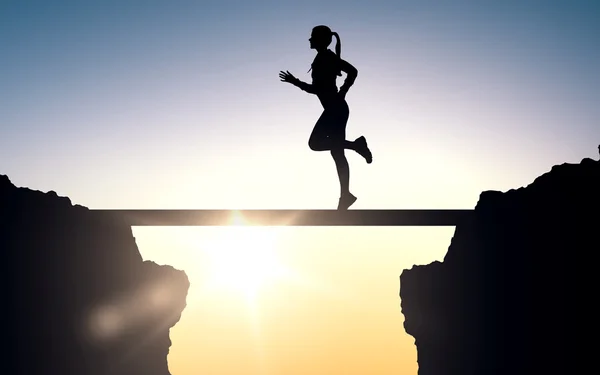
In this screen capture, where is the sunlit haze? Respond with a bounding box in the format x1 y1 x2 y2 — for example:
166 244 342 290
1 1 598 374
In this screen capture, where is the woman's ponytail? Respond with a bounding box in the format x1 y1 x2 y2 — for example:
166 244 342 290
331 31 342 76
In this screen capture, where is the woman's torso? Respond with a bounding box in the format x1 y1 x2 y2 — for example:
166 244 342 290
311 49 342 108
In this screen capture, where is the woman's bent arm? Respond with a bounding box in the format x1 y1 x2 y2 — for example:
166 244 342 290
339 59 358 94
293 78 317 94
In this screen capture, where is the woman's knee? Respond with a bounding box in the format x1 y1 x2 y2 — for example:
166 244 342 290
308 136 326 151
330 147 345 160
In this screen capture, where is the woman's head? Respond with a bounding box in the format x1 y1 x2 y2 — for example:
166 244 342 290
309 25 342 76
309 25 334 50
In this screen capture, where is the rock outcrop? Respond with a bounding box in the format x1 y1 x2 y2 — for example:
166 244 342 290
400 156 599 374
1 174 189 375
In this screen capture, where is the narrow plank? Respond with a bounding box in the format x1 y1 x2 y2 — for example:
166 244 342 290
90 209 473 226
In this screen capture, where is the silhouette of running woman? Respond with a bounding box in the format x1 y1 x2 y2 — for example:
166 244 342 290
279 25 372 210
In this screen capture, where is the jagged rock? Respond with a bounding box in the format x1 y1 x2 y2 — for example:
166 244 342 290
1 174 189 375
400 156 599 374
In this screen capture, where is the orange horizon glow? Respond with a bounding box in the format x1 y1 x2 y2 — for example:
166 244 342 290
132 219 455 375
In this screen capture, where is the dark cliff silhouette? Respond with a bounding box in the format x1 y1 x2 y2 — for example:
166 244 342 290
279 25 372 210
400 154 599 374
1 174 189 375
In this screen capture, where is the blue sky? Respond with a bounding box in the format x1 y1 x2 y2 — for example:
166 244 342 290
1 0 599 210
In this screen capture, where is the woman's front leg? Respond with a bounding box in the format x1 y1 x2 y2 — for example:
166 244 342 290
308 112 333 151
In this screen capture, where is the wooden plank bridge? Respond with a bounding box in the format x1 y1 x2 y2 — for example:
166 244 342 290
90 209 473 226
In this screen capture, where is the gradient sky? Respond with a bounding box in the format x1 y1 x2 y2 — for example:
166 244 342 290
1 1 599 374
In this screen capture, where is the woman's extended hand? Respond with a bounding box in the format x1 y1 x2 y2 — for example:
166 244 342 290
279 70 297 84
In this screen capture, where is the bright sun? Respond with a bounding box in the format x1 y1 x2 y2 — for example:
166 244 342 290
202 213 288 299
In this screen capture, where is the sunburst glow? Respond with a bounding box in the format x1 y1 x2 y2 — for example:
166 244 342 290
203 212 289 299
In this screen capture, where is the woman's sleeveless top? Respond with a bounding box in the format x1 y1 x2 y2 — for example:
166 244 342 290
310 49 341 95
